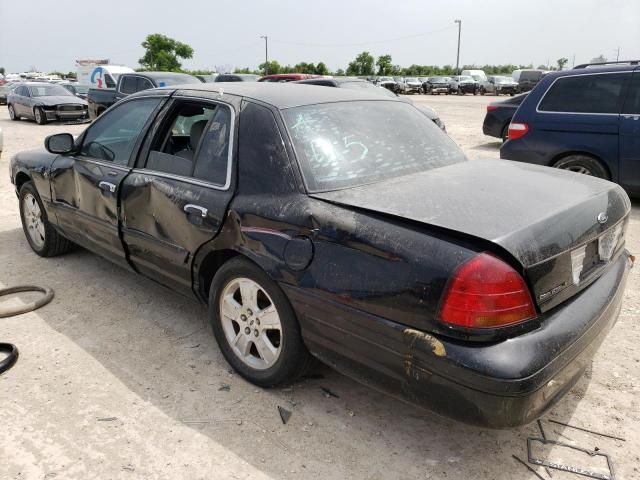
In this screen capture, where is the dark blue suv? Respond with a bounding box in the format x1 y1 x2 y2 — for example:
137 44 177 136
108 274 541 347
501 61 640 196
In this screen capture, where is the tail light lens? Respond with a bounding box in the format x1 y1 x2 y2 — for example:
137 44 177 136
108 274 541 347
439 253 536 329
508 122 529 140
486 105 498 112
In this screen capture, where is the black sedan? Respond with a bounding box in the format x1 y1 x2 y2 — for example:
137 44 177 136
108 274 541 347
7 82 88 124
423 76 451 94
293 77 446 131
483 93 528 141
9 83 632 427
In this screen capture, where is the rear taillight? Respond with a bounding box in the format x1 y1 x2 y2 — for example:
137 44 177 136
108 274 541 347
486 105 498 112
508 122 529 140
439 253 536 329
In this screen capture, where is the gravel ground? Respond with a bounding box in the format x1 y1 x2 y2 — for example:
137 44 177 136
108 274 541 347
0 94 638 480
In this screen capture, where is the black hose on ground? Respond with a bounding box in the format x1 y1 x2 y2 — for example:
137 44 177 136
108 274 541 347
0 285 54 374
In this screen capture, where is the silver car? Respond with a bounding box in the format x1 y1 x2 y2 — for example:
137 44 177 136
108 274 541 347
480 76 519 96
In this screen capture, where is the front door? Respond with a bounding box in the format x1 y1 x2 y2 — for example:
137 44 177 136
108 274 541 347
120 97 236 296
620 70 640 195
49 96 165 267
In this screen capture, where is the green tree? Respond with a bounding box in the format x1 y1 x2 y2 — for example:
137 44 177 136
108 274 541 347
315 62 329 75
0 67 5 75
335 68 345 76
376 55 393 75
347 51 375 76
259 60 282 75
139 33 194 72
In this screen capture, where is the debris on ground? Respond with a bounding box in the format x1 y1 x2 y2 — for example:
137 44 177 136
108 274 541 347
97 417 118 422
548 419 626 442
278 406 292 425
218 384 231 392
321 387 340 398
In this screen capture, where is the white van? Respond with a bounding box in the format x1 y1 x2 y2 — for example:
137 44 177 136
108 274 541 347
76 65 135 89
461 69 487 82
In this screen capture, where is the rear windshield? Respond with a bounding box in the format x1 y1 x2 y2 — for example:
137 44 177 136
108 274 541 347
282 101 466 192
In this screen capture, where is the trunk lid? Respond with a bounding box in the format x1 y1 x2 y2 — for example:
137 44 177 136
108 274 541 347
311 159 630 310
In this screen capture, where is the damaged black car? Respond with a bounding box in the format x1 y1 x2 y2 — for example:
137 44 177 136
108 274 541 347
10 83 632 427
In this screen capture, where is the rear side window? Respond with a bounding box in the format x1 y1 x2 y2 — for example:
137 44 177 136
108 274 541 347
622 73 640 114
538 73 629 114
120 76 138 94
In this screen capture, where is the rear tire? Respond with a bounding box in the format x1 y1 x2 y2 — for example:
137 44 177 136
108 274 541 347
209 257 316 387
34 107 48 125
501 124 509 142
19 182 73 257
553 155 609 180
8 104 19 120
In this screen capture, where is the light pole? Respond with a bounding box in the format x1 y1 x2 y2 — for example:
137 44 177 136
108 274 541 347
454 19 462 75
260 35 269 75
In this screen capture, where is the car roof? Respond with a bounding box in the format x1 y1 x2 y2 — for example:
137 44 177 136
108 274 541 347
137 71 198 79
550 64 638 78
167 82 399 109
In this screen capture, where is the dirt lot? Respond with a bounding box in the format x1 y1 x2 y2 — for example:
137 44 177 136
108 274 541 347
0 94 638 480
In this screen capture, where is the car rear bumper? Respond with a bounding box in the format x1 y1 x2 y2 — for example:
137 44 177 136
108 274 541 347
286 250 631 428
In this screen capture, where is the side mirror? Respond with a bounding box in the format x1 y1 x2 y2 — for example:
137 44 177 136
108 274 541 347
45 133 75 154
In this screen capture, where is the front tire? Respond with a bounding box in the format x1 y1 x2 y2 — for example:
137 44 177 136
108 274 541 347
34 107 48 125
553 155 610 180
209 257 315 387
19 182 73 257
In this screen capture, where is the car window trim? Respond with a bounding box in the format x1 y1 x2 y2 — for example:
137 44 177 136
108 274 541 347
140 96 236 190
535 70 632 116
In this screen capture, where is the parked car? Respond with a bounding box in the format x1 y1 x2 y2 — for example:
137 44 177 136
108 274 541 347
376 76 397 93
258 73 321 82
461 69 488 83
449 76 479 95
10 83 632 428
501 62 640 196
483 93 528 141
87 71 200 119
512 69 547 92
214 74 259 82
0 81 21 104
197 74 219 83
399 77 423 94
61 82 90 100
423 76 451 94
7 82 88 124
293 77 446 130
479 75 519 96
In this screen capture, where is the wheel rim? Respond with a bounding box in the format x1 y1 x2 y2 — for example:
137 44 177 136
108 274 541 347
219 277 282 370
9 105 14 119
563 165 593 175
22 193 45 248
35 109 42 122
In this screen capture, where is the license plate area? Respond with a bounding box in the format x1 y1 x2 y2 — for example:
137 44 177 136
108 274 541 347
571 224 624 286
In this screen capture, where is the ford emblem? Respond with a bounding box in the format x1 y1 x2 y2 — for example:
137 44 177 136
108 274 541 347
597 212 608 224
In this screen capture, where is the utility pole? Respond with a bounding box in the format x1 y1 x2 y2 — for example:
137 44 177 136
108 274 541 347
616 47 620 61
454 19 462 75
260 35 269 75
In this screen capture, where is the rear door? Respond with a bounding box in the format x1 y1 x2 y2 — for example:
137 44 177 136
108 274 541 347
535 72 630 178
120 96 236 296
620 69 640 194
49 95 165 268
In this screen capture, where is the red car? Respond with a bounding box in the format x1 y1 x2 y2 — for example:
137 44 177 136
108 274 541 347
258 73 322 82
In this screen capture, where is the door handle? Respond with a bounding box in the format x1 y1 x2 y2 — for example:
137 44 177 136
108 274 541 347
184 204 208 218
98 181 116 193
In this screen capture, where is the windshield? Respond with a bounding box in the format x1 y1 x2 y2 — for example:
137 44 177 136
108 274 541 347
405 77 419 82
73 84 90 93
283 101 466 192
29 85 74 97
153 74 200 86
459 76 474 81
341 82 398 98
432 77 450 82
378 77 393 82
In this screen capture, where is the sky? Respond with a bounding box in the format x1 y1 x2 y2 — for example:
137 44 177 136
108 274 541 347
1 0 638 74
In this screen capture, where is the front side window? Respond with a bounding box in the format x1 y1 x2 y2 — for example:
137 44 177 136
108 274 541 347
283 101 466 192
538 73 630 114
79 97 162 165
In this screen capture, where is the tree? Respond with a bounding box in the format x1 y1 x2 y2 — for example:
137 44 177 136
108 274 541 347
259 60 282 75
315 62 329 76
556 58 568 70
335 68 345 76
0 67 5 75
376 55 393 75
139 33 194 72
347 51 375 77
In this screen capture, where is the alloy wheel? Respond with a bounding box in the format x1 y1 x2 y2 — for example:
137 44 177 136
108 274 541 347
219 277 282 370
563 165 592 175
22 193 45 248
